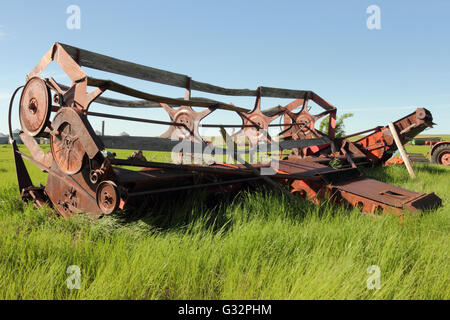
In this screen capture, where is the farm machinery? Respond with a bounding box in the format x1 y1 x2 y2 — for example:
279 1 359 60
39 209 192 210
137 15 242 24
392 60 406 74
386 137 450 166
7 42 442 218
430 141 450 165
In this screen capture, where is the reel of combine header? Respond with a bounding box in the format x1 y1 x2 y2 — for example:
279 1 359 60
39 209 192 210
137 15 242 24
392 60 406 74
282 108 323 140
19 77 51 137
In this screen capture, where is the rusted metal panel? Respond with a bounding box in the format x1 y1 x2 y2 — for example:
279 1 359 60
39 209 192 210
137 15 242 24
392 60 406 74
333 178 424 207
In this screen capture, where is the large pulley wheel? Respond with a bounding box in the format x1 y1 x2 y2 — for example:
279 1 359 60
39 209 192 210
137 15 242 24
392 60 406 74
19 77 51 137
50 122 86 174
96 181 120 215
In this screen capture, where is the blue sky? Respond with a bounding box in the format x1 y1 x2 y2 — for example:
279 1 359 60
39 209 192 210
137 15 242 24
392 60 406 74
0 0 449 137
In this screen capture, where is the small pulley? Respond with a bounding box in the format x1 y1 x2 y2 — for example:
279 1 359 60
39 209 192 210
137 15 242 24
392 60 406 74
96 181 120 215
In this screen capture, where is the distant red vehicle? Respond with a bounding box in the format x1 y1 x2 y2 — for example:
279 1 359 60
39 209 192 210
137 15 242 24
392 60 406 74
431 141 450 166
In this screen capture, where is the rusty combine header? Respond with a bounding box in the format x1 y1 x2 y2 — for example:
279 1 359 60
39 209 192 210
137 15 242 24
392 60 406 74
8 42 441 218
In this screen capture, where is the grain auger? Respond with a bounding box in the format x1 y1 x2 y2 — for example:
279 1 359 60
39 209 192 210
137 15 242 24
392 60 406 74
8 42 441 218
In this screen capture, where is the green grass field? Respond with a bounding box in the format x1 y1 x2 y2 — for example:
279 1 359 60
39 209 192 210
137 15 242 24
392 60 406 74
0 144 449 299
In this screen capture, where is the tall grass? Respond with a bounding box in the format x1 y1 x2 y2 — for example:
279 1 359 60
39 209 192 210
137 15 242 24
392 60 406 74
0 145 449 299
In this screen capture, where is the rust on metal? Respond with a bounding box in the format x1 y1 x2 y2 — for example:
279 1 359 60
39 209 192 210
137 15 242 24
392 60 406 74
8 42 442 219
231 88 281 146
160 103 213 142
19 77 51 137
96 181 120 215
50 121 86 175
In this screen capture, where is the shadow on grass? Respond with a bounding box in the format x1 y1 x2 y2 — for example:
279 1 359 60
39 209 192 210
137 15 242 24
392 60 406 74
2 181 318 235
108 188 237 232
108 184 326 234
1 174 376 236
413 164 448 175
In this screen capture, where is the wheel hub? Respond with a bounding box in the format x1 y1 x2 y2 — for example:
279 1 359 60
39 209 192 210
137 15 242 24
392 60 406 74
50 122 85 174
440 152 450 166
96 181 120 215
